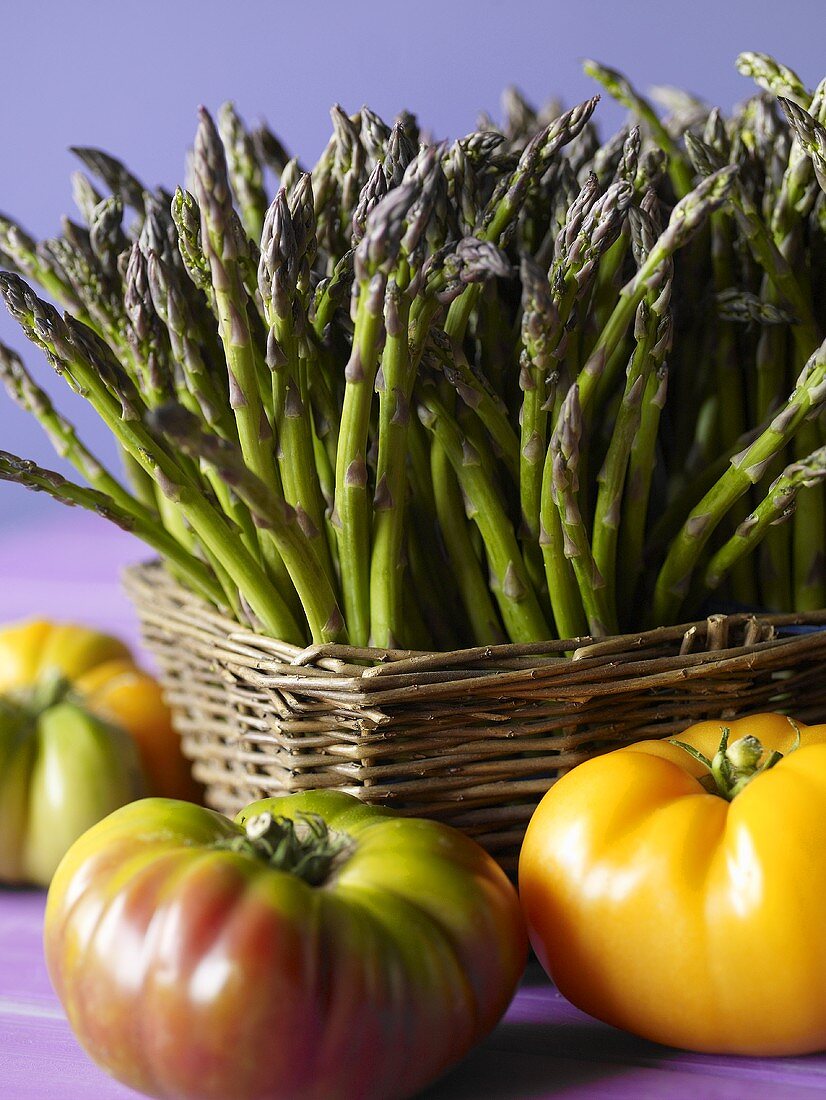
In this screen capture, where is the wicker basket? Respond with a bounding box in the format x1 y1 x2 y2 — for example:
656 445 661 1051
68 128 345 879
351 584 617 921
124 561 826 872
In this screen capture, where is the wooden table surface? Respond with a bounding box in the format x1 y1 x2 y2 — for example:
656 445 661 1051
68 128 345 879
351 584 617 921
2 511 826 1099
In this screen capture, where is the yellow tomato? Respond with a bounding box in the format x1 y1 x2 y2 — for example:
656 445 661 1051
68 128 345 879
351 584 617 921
0 619 199 801
519 713 826 1055
76 658 200 801
0 619 130 688
0 620 200 885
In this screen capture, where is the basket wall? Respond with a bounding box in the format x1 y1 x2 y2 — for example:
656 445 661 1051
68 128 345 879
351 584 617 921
124 562 826 872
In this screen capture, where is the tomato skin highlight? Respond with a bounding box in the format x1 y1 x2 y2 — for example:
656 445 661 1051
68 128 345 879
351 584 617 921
519 713 826 1055
45 792 528 1100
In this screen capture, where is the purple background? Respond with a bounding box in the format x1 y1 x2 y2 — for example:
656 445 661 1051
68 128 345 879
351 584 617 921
2 0 825 528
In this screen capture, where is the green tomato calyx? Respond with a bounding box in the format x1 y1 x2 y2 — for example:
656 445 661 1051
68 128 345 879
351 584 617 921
28 669 74 714
221 811 352 885
669 718 801 800
2 668 75 735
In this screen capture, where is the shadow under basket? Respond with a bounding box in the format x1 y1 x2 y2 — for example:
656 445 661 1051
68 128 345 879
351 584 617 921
124 561 826 873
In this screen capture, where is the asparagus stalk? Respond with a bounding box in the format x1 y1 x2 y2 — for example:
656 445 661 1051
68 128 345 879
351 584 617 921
429 320 519 479
69 146 147 213
368 276 414 648
0 272 299 639
705 446 826 593
652 336 826 624
191 109 300 603
218 102 269 243
171 187 214 300
783 96 826 198
736 52 812 109
685 131 819 346
0 215 80 308
0 451 222 606
548 386 616 636
591 298 660 615
441 98 601 349
518 256 558 563
367 150 451 647
71 173 103 227
581 166 739 414
583 60 694 196
259 188 334 584
146 249 263 561
333 162 429 645
0 341 144 515
152 405 346 644
89 197 128 283
428 437 505 645
417 387 550 643
618 363 669 622
192 109 279 489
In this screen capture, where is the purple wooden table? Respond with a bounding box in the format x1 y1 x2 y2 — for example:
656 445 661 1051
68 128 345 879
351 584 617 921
3 511 826 1099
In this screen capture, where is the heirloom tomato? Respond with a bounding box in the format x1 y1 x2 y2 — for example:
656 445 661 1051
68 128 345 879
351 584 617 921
519 713 826 1055
45 791 528 1100
0 619 199 885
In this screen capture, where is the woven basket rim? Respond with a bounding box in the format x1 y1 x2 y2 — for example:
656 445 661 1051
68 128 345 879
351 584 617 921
123 558 826 675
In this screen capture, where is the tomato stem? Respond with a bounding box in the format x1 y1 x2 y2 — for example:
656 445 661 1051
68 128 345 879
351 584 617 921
7 669 74 723
220 811 352 885
669 718 801 800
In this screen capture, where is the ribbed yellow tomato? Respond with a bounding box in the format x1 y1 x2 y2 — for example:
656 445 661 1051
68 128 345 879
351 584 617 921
519 713 826 1055
0 620 199 885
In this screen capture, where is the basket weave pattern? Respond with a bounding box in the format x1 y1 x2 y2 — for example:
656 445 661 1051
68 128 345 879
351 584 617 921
125 562 826 871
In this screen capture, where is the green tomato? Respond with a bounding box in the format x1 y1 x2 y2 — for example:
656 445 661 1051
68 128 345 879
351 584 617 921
45 791 528 1099
0 697 145 885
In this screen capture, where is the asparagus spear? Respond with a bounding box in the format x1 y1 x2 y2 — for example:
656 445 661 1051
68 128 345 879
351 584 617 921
257 190 334 587
89 197 128 283
705 446 826 593
123 242 175 405
427 434 505 645
69 146 147 214
259 187 333 579
71 173 103 227
736 52 812 109
652 336 826 623
0 272 299 639
252 123 293 177
618 364 669 623
591 298 660 617
152 404 346 644
368 276 414 648
0 341 144 515
333 159 429 646
685 131 819 346
417 386 550 642
429 319 519 478
582 166 739 414
779 97 826 196
548 386 616 636
0 451 221 605
583 60 694 196
171 187 213 299
0 215 82 311
218 102 269 243
192 109 280 486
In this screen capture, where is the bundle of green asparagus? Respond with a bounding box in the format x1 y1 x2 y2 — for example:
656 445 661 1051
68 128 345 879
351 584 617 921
2 53 826 649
